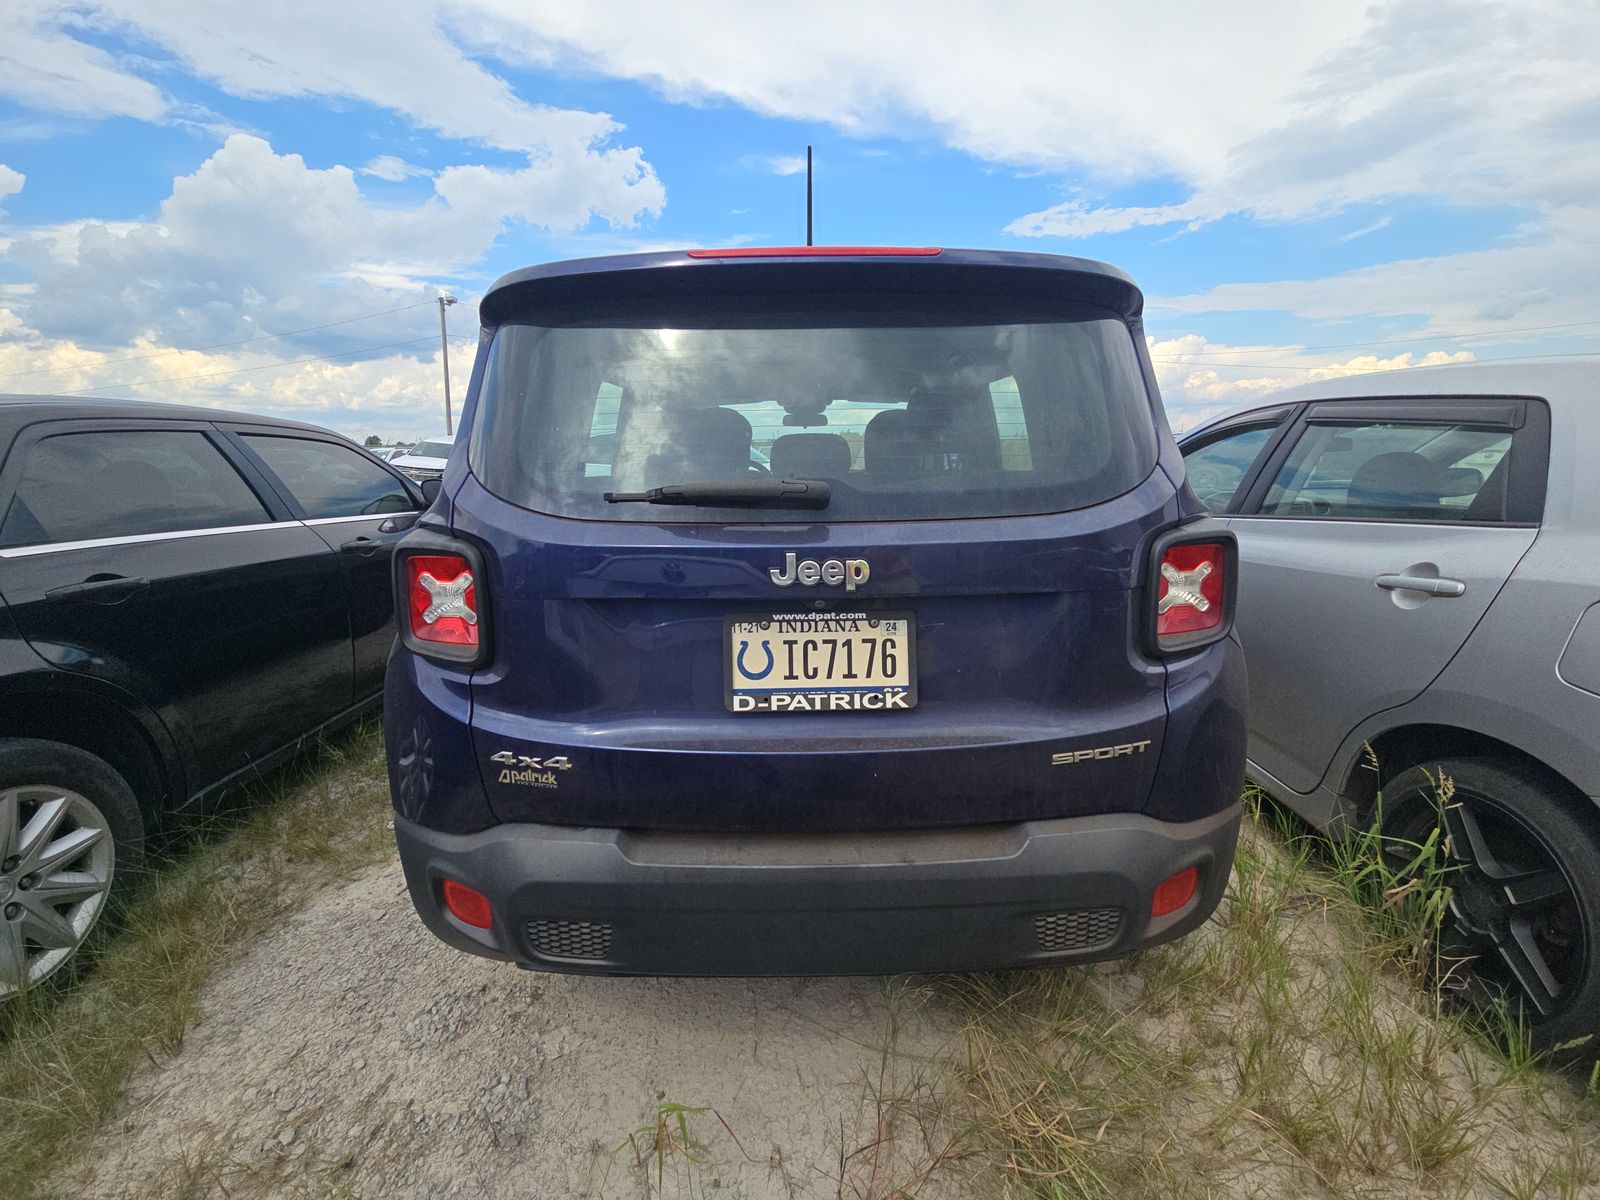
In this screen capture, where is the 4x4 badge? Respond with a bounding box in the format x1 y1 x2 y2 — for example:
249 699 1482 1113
490 751 573 770
489 749 572 790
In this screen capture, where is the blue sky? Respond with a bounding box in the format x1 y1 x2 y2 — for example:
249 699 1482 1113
1 1 1596 438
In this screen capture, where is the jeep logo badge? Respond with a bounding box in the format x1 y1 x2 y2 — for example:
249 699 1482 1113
769 551 870 592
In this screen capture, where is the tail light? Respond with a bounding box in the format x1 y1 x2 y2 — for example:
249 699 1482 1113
1145 528 1237 656
396 541 488 665
1151 866 1199 917
442 878 493 929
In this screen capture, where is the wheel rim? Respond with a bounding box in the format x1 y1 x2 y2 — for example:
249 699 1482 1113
1390 785 1585 1023
0 784 116 996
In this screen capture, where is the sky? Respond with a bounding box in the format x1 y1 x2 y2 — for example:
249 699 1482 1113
1 0 1597 440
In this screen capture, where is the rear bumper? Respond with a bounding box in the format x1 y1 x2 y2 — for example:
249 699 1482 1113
394 802 1240 976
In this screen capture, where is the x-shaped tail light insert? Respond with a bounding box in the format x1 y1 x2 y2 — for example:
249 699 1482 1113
1158 559 1213 614
418 571 477 626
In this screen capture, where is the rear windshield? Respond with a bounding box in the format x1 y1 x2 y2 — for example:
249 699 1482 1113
470 301 1157 522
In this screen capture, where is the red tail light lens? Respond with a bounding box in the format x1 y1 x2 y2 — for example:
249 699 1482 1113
442 878 493 929
406 553 478 648
1157 542 1226 640
1151 866 1199 917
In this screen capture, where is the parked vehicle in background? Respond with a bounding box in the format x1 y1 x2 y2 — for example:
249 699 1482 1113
385 246 1246 978
390 435 453 483
0 397 427 994
1179 361 1600 1045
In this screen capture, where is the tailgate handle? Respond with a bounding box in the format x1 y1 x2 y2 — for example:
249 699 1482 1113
1375 573 1466 597
46 574 150 604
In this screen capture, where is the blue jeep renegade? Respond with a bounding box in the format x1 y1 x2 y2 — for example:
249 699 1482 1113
384 246 1246 976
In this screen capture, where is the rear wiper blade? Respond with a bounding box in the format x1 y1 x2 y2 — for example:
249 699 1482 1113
604 478 831 509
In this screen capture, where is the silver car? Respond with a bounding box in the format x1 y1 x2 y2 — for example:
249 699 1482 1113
1179 361 1600 1045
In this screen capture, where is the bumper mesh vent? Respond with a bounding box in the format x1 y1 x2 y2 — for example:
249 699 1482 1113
528 919 614 960
1034 908 1123 953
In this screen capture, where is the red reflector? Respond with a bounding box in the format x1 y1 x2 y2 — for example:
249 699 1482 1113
442 878 493 929
1156 542 1226 642
686 246 942 258
407 554 478 647
1151 866 1199 917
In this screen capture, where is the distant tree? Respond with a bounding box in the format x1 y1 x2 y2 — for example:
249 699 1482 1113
363 435 382 447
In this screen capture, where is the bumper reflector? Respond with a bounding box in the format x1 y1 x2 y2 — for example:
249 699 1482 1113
442 878 494 929
1151 866 1199 917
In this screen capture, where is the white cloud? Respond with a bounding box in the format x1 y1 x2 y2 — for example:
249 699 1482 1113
1335 216 1391 244
60 0 617 153
0 5 166 120
460 0 1366 181
1006 198 1217 239
1154 204 1600 334
1005 1 1600 237
8 134 663 348
0 164 23 218
0 302 472 439
1147 332 1477 429
360 155 432 182
765 155 807 177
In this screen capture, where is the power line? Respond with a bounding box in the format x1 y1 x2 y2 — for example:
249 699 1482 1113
1148 318 1600 357
50 333 476 396
0 299 442 381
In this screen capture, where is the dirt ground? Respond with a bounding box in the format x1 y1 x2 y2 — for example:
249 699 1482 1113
63 860 970 1199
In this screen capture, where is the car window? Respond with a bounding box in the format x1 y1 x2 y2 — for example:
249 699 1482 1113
0 428 270 548
242 435 413 518
1257 421 1520 521
1180 424 1275 512
471 303 1158 524
408 440 454 459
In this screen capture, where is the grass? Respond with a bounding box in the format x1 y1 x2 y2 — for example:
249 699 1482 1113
7 743 1600 1199
0 723 393 1200
921 786 1600 1198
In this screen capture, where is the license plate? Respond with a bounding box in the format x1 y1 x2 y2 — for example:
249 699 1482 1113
725 611 917 714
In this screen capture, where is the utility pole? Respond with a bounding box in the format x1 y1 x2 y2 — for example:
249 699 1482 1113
806 145 813 246
438 293 457 436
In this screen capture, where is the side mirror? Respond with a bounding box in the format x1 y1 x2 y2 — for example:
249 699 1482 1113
420 477 443 504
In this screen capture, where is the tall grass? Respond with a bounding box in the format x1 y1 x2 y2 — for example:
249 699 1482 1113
0 725 392 1200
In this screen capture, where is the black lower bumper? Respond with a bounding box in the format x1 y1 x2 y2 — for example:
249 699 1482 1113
394 804 1240 977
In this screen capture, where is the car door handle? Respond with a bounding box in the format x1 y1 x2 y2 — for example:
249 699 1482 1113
1375 574 1467 597
45 575 150 604
340 537 379 557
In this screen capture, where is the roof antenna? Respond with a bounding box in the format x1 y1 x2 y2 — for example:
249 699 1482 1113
806 145 813 246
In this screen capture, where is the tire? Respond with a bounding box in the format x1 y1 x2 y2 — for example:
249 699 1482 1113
1381 756 1600 1051
0 738 146 998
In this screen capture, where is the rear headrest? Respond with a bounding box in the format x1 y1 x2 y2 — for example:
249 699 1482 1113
1464 450 1511 521
863 409 920 481
619 404 754 483
906 385 1000 471
769 432 851 480
1345 451 1440 515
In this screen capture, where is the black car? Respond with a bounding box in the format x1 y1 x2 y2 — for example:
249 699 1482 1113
0 396 428 994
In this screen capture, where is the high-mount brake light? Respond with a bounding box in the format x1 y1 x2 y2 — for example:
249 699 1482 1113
685 246 942 258
1147 531 1235 655
405 553 479 654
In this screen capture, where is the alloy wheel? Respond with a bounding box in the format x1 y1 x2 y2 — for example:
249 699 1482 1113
1393 788 1585 1022
0 784 116 996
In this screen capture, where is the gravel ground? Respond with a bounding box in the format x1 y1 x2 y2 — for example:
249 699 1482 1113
63 860 971 1199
